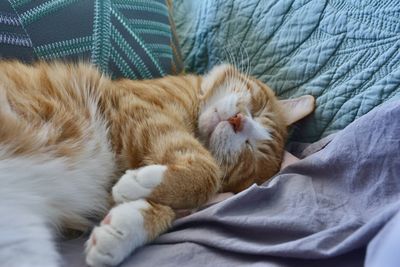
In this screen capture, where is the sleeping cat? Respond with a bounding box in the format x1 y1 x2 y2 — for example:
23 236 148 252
0 61 314 267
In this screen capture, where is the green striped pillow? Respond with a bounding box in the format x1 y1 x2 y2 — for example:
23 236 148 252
0 0 183 79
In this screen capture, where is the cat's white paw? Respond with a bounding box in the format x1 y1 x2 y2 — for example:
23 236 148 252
112 164 167 203
85 200 149 267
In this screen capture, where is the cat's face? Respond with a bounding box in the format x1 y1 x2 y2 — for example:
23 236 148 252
198 64 314 193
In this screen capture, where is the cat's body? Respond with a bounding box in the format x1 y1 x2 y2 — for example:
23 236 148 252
0 61 314 267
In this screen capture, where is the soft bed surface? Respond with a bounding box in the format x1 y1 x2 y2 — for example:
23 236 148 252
173 0 400 142
62 100 400 266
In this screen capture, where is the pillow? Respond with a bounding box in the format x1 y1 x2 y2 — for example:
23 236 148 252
0 0 183 79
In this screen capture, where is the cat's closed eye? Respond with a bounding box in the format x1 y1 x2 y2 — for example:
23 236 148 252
245 140 253 151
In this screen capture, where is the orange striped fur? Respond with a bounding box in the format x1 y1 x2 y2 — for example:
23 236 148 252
0 61 314 266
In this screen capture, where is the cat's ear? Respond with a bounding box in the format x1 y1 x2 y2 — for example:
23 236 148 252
278 95 315 125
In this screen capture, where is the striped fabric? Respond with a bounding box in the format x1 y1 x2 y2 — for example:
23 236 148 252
0 0 183 79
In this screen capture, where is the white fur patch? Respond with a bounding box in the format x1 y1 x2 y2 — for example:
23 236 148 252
85 199 149 267
0 206 61 267
0 94 116 266
112 165 167 204
244 118 271 142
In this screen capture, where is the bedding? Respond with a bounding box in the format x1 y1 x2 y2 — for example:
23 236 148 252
0 0 183 79
173 0 400 142
61 99 400 266
3 1 397 265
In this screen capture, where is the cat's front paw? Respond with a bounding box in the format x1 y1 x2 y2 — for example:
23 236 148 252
112 164 167 203
85 200 149 267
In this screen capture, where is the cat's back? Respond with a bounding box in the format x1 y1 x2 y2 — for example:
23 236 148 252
0 61 107 129
0 61 110 156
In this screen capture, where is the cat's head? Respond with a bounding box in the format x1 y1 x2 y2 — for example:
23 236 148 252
198 64 314 193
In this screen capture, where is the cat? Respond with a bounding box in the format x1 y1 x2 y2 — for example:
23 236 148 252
0 61 314 267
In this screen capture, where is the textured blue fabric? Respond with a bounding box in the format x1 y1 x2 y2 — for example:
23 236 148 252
0 0 183 79
174 0 400 142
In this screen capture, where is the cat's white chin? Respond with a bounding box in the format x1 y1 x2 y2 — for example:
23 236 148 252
208 114 272 163
208 120 246 162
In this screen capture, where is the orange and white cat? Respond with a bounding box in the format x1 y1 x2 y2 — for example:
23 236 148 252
0 61 314 267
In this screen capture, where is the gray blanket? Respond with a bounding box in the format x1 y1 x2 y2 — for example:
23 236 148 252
62 100 400 267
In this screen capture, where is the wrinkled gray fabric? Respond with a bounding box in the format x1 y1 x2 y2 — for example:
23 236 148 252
61 100 400 267
365 210 400 267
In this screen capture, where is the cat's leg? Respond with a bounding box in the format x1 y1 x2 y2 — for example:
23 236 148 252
87 129 221 266
112 137 221 209
0 206 61 267
85 199 174 267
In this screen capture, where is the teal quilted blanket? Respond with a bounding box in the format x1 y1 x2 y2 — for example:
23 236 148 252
174 0 400 142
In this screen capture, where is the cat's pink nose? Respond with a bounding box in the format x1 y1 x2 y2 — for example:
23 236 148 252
228 113 244 133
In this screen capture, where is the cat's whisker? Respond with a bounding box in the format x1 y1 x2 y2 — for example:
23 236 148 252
243 46 252 79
